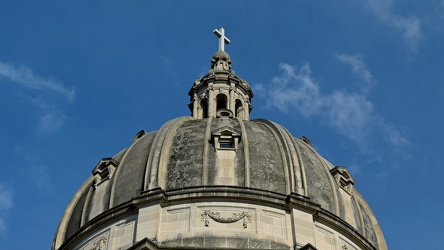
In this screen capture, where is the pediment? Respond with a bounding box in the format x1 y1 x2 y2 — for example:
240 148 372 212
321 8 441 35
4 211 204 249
211 126 241 137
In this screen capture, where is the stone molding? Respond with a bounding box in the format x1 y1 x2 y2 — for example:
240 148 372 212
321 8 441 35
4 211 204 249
57 186 376 250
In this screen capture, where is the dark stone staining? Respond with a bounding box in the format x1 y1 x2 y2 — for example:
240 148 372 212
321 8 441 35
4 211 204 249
360 202 377 246
159 236 290 249
203 236 227 248
234 140 245 186
351 196 363 232
166 120 206 189
113 133 155 207
295 139 335 213
270 241 291 249
247 239 271 249
160 237 204 248
207 138 217 185
102 182 112 214
226 237 249 249
335 181 346 221
65 189 89 240
245 122 286 193
232 117 245 186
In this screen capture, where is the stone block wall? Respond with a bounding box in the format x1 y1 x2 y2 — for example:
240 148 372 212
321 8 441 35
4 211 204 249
69 201 372 249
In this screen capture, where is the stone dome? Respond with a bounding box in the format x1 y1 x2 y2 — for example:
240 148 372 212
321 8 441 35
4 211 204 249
53 31 387 250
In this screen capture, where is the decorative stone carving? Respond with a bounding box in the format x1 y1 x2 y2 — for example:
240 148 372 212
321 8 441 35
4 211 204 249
211 51 232 70
79 231 109 250
339 238 358 250
193 79 201 87
201 210 251 228
91 236 107 250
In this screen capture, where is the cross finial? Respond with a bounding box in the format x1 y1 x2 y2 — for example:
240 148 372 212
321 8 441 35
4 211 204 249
213 27 230 51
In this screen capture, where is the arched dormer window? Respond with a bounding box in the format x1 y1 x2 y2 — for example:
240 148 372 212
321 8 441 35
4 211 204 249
216 94 227 112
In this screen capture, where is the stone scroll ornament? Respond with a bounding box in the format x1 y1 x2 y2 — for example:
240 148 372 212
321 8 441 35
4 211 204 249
201 210 251 228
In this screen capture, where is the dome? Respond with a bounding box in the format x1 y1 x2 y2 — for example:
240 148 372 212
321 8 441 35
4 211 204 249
53 29 387 250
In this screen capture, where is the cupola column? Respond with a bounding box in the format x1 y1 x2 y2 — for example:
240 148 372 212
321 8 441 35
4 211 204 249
243 101 250 120
192 93 198 119
208 83 215 118
229 83 235 112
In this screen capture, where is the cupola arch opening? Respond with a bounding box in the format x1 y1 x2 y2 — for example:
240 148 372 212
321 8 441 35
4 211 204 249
216 93 228 111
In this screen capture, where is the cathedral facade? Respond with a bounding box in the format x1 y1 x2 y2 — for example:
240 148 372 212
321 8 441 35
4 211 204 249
53 28 387 250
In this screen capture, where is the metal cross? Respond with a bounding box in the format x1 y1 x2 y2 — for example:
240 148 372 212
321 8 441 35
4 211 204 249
213 27 230 51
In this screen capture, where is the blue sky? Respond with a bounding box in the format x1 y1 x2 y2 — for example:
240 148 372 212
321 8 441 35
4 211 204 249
0 1 442 249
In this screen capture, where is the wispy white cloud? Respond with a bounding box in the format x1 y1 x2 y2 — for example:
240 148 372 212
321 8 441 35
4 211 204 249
336 54 375 93
31 166 54 195
30 98 67 135
0 61 75 101
378 119 412 155
0 183 13 234
0 60 75 133
255 61 411 152
0 184 12 211
363 0 423 51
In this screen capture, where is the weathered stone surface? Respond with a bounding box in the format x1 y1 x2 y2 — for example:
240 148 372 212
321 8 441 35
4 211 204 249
57 116 387 250
351 196 363 233
296 139 336 214
244 121 286 193
54 39 387 250
113 132 155 206
166 119 206 189
65 189 88 240
360 202 377 246
159 236 290 249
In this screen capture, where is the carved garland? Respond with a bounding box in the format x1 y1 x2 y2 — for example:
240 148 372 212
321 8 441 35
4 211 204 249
201 210 251 228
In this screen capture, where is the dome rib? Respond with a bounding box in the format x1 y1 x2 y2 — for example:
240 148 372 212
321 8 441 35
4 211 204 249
353 191 387 249
53 176 95 249
268 121 306 196
309 146 341 215
110 131 156 208
54 116 387 250
294 138 337 214
201 117 213 185
235 117 251 187
252 119 291 194
53 33 387 248
108 132 152 208
291 137 309 197
143 116 194 191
